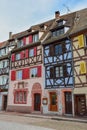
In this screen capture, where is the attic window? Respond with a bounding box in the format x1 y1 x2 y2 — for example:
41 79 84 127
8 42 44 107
52 28 64 37
57 20 66 26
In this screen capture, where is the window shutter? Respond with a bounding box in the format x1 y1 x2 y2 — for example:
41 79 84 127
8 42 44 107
22 68 29 79
11 54 15 61
25 49 29 58
50 67 54 78
23 37 26 45
34 47 37 56
29 35 33 43
11 70 16 81
49 45 54 56
78 34 84 48
80 61 86 74
21 51 24 59
63 65 68 76
37 66 41 77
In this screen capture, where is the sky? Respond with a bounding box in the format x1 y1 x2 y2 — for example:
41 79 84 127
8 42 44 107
0 0 87 42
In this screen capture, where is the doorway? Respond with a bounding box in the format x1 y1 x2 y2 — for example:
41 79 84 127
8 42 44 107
65 92 72 114
49 92 58 111
75 95 86 116
3 95 7 111
34 93 41 111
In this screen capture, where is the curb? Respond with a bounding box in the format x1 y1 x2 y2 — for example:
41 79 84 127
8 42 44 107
0 112 87 123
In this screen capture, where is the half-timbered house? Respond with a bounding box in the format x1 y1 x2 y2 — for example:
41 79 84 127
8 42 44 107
70 8 87 116
42 11 74 115
0 39 15 111
7 20 54 113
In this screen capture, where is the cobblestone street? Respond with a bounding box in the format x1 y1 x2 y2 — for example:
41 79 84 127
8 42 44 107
0 113 87 130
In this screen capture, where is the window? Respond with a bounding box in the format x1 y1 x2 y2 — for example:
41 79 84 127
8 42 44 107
0 76 7 85
33 34 39 42
58 20 66 26
17 40 23 48
26 36 29 44
55 66 63 77
30 68 38 78
29 49 34 57
16 70 22 80
14 90 27 104
55 44 62 55
1 49 5 55
16 53 21 60
0 60 8 68
52 28 65 37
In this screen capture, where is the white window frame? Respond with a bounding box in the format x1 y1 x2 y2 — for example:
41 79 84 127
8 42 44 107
29 49 34 57
30 68 38 78
16 70 22 80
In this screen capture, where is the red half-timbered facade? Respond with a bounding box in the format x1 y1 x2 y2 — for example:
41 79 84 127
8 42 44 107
7 21 54 113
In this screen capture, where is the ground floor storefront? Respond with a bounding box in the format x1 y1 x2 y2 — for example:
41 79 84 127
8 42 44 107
74 87 87 116
42 88 73 116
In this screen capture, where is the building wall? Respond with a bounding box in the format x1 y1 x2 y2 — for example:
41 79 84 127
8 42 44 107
43 88 72 115
7 64 45 113
72 34 87 115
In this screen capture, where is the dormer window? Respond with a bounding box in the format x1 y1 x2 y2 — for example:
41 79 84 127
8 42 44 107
58 20 66 26
52 28 64 37
52 26 69 37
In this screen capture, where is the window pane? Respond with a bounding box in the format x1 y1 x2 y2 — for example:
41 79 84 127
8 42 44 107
15 92 19 102
24 92 27 102
30 68 37 77
16 54 20 60
19 92 23 102
29 49 34 57
33 34 38 42
17 40 23 48
16 70 22 80
55 44 62 55
52 31 56 37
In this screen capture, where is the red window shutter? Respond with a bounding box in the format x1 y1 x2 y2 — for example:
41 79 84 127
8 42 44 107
11 70 16 81
23 37 26 45
11 54 15 61
25 49 29 58
21 51 24 59
37 66 42 77
22 68 29 79
34 47 37 56
29 35 33 43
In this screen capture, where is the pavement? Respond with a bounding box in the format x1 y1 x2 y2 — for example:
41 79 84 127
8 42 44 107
0 111 87 123
0 121 54 130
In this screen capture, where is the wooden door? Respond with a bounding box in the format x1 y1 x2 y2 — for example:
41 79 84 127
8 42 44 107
75 95 86 116
50 92 57 111
3 95 7 110
34 93 41 111
65 92 72 114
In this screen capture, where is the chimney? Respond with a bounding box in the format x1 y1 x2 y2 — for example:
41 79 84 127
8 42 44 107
9 32 12 39
55 11 60 19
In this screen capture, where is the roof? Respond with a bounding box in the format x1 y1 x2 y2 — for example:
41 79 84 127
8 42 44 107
42 8 87 45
